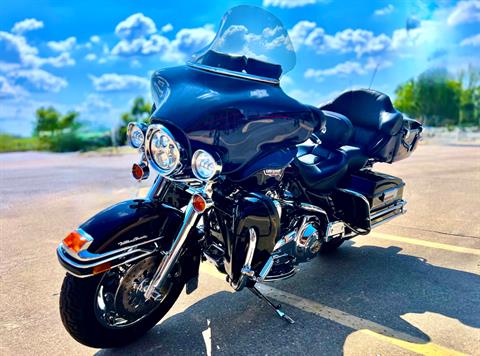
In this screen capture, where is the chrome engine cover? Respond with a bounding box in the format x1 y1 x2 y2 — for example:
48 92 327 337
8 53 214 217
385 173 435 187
295 217 321 262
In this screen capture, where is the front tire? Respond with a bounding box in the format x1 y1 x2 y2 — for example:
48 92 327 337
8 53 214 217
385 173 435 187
59 258 185 348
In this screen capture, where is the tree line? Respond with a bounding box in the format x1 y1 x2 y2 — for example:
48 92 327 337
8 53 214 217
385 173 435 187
394 67 479 127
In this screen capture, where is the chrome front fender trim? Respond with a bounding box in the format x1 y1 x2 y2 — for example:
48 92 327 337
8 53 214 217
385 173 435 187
57 244 157 278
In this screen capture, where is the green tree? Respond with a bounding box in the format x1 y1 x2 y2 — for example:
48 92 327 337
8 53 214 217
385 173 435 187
394 67 480 127
394 80 417 118
33 106 82 151
118 96 152 145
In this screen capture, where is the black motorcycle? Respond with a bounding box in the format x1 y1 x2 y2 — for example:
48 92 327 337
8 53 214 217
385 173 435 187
57 5 422 348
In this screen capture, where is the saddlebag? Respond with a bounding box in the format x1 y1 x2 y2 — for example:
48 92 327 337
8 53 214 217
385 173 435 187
335 170 406 230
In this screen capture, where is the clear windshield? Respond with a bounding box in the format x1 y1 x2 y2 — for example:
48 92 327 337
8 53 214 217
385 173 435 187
191 5 296 78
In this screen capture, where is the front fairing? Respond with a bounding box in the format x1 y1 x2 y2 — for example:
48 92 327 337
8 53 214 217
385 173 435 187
150 65 321 174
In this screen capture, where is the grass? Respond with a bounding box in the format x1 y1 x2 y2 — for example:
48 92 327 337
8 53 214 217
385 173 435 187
0 134 46 152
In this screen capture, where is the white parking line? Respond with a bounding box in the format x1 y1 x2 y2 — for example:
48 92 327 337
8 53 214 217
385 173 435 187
369 232 480 256
200 264 467 356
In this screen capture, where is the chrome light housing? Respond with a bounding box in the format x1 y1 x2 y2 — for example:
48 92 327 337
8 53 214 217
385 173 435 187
191 149 222 181
127 122 147 149
145 124 182 175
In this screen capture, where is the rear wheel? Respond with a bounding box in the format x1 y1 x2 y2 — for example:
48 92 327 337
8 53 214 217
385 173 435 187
319 238 344 254
59 256 185 348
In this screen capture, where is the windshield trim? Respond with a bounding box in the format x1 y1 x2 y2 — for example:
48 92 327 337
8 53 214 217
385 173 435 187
187 61 280 85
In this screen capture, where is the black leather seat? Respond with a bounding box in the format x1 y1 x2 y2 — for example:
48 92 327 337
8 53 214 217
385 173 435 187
320 89 404 162
295 143 348 192
313 110 369 172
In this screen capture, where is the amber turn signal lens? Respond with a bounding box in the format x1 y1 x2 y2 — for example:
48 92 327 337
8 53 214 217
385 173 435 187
92 261 112 275
132 163 149 181
63 231 89 253
192 194 207 212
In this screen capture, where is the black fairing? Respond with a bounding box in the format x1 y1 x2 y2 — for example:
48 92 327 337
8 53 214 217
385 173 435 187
80 199 183 253
150 65 322 175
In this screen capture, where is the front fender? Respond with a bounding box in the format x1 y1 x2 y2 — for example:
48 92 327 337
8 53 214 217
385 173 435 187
57 199 184 277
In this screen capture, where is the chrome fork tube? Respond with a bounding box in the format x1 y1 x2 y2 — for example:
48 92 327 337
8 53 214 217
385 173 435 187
144 198 200 300
147 176 170 201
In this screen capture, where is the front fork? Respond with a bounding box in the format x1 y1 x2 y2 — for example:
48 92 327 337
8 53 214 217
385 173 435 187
144 176 212 300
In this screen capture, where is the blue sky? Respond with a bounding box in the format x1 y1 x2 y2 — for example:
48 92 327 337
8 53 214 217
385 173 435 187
1 0 479 136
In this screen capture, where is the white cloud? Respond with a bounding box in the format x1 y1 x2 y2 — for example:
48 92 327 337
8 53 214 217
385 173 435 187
115 13 157 40
111 15 215 62
90 35 101 43
42 52 75 67
447 1 480 26
291 22 392 57
374 4 394 16
263 0 319 8
285 88 341 106
280 75 294 87
305 61 366 81
161 23 173 33
85 53 97 61
169 25 214 58
0 30 39 65
76 93 112 113
47 36 77 52
0 30 75 68
0 75 27 98
304 57 392 82
8 68 67 92
289 21 317 50
89 73 149 92
11 18 44 34
460 33 480 46
364 57 393 70
111 34 170 57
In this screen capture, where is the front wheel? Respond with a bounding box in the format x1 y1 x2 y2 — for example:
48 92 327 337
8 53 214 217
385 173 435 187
59 256 185 348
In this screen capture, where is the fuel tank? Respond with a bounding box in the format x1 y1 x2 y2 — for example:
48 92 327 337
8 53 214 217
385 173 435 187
150 65 323 174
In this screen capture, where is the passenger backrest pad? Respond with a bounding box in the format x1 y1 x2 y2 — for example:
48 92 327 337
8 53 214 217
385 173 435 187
316 110 353 149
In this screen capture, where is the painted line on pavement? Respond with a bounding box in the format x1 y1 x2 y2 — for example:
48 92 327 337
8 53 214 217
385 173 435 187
200 264 466 356
369 232 480 256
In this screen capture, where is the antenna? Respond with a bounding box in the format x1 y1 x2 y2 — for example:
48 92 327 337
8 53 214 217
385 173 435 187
369 63 379 89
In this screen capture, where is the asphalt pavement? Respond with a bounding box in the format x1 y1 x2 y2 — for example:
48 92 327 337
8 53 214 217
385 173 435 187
0 144 479 355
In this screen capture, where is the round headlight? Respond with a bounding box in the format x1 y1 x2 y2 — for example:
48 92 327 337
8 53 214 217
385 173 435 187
127 122 146 149
191 149 222 181
145 124 181 175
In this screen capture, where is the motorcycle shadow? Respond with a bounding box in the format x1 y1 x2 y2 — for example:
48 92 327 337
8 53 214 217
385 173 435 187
96 241 480 355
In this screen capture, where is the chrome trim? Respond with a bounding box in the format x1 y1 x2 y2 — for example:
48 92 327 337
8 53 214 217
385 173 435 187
299 203 329 222
147 176 169 201
187 62 280 85
371 206 407 228
257 256 274 282
191 149 223 181
371 200 406 220
127 122 147 149
57 245 156 278
240 228 257 278
144 183 213 299
145 124 182 176
63 236 164 262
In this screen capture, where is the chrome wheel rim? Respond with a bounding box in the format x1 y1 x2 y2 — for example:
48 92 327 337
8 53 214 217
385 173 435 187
94 256 174 329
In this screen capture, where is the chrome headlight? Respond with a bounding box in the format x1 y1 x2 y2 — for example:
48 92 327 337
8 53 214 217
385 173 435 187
191 149 222 181
127 122 147 149
145 124 182 175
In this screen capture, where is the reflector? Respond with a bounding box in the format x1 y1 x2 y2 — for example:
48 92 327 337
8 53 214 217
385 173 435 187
192 194 207 212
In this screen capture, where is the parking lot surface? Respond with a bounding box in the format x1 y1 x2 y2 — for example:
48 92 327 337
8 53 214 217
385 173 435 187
1 144 479 355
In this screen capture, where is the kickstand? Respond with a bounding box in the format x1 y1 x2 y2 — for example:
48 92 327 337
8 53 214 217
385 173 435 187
249 286 295 324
